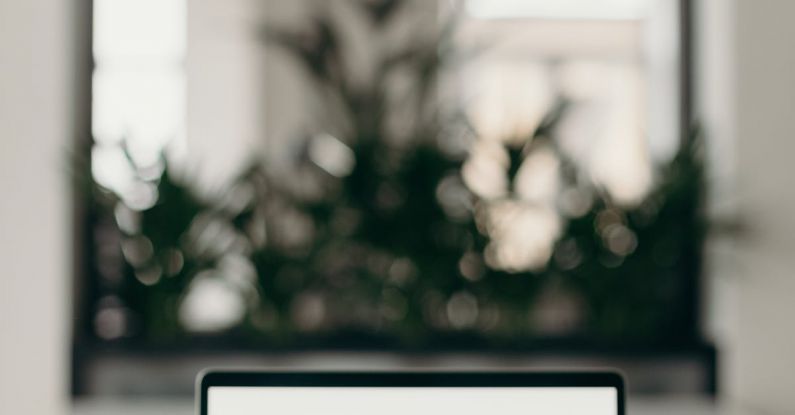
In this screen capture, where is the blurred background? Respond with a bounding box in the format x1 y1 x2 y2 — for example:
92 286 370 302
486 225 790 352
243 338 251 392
1 0 794 414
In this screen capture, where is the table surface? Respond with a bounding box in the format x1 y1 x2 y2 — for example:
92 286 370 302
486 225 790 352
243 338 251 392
72 397 765 415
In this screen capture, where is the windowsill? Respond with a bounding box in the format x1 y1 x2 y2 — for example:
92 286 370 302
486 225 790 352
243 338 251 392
75 347 716 396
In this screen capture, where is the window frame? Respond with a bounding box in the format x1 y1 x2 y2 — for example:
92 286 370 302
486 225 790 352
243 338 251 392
72 0 710 397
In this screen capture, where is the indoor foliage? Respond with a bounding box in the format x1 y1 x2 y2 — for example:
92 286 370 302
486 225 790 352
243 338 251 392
80 0 705 349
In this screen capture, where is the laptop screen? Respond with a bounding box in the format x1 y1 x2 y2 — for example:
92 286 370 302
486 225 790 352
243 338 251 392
207 386 619 415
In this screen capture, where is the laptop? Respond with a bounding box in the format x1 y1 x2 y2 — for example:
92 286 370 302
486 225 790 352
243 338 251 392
198 371 624 415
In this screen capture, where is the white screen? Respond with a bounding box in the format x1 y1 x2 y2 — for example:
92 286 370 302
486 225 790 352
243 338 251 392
208 386 617 415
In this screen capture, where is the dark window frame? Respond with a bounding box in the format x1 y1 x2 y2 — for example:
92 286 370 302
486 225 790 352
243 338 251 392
71 0 712 397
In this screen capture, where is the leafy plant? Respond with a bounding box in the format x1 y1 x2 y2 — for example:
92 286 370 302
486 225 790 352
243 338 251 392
82 0 705 348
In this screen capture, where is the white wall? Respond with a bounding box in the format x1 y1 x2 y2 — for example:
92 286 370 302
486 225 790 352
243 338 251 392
0 0 80 413
695 0 738 397
732 0 795 412
698 0 795 413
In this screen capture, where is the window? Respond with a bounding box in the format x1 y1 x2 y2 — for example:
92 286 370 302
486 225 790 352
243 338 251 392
76 0 711 396
91 0 186 205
